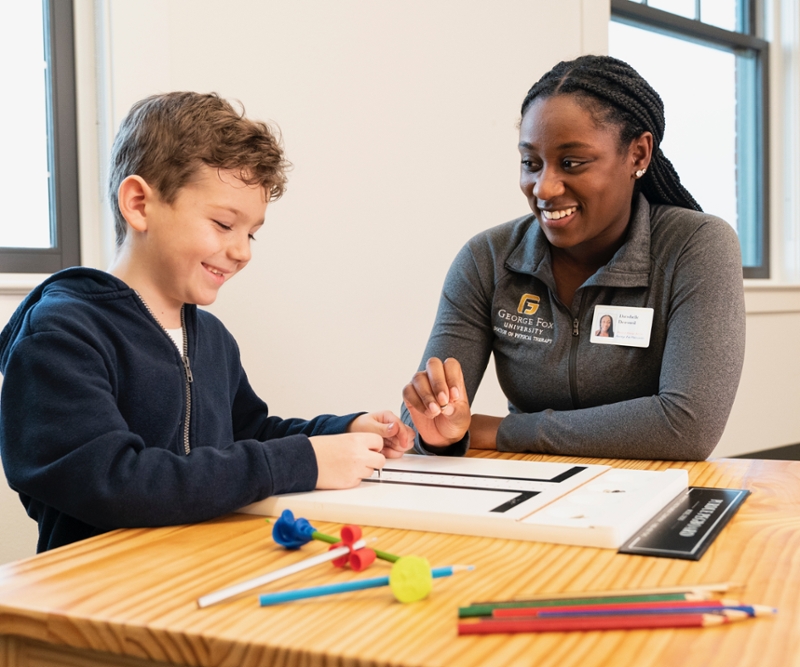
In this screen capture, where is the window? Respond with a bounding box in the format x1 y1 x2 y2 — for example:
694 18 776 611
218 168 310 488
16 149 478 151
0 0 80 273
610 0 768 278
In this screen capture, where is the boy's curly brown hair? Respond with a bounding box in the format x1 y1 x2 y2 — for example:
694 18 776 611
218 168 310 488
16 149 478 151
109 92 290 246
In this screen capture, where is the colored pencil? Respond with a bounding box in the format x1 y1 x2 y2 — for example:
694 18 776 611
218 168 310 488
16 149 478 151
460 593 713 618
197 538 370 608
493 599 776 618
258 565 473 606
459 583 740 618
529 606 772 619
470 582 738 604
457 612 744 635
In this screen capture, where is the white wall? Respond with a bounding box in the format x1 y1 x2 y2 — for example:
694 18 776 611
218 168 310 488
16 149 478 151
97 0 604 424
1 0 799 565
0 294 40 562
721 291 800 452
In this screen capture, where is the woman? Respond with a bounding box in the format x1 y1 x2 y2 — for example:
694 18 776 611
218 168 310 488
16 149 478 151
595 314 615 338
402 55 745 461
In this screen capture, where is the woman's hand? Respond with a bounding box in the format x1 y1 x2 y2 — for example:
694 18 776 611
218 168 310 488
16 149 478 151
347 411 416 459
402 357 471 446
468 414 502 450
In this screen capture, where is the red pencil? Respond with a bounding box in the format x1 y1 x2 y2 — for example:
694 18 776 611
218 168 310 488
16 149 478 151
492 598 742 617
458 613 737 635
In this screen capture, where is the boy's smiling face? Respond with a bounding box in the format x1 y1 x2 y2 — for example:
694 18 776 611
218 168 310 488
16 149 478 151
135 165 267 322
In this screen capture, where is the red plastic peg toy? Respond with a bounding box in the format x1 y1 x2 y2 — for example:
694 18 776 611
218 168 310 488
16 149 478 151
328 525 377 572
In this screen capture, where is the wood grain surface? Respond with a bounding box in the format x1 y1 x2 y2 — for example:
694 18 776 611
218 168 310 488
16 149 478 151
0 454 797 667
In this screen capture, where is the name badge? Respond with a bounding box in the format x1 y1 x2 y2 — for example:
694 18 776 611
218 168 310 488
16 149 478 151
590 305 653 348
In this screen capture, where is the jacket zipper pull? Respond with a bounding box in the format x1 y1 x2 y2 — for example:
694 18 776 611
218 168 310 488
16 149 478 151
182 355 194 383
572 318 579 337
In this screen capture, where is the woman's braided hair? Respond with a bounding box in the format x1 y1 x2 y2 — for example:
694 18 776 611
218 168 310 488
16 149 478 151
521 55 701 211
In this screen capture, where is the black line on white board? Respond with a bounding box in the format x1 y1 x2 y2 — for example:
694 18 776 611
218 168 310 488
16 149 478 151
548 466 589 483
489 492 539 513
361 478 539 513
362 478 536 495
378 465 587 484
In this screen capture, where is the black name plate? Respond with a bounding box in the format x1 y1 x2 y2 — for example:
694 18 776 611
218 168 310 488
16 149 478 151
618 487 750 560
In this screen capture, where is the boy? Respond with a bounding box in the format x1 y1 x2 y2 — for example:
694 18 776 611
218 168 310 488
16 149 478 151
0 92 413 553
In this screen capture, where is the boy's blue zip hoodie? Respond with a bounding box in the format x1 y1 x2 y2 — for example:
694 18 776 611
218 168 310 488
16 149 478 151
0 268 356 552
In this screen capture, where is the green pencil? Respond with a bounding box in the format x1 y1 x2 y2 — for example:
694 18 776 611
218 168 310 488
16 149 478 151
459 593 714 618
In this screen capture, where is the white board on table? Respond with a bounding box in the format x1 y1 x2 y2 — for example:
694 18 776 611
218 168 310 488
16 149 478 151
239 455 688 549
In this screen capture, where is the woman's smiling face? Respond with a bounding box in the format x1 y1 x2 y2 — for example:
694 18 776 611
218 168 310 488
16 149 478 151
518 94 647 260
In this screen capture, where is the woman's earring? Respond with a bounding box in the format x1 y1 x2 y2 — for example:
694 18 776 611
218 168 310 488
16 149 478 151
635 168 647 178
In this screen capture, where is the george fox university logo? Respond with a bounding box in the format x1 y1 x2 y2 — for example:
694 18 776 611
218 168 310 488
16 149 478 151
517 294 540 315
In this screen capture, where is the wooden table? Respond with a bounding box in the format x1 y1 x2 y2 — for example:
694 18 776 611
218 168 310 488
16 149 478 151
0 454 797 667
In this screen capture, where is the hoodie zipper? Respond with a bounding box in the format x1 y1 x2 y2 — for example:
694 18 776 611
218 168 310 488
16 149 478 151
568 290 587 409
179 306 193 455
136 294 193 455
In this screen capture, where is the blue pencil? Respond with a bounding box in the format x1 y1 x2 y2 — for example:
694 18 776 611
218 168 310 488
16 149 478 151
258 565 472 606
536 604 776 618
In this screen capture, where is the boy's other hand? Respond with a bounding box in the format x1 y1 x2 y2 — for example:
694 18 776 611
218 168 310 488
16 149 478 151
402 357 471 446
310 433 385 489
347 411 415 459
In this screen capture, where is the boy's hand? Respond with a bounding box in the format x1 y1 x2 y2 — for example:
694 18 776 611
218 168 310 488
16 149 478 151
402 357 471 446
347 411 416 459
309 433 385 489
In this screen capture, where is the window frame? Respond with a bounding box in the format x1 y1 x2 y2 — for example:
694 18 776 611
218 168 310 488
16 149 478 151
0 0 80 274
610 0 770 279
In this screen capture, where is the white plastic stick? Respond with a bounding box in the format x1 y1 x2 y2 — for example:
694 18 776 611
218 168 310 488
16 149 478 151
197 538 368 608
